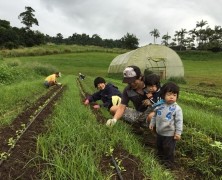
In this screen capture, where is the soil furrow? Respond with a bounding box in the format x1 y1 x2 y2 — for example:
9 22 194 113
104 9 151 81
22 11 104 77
0 85 64 179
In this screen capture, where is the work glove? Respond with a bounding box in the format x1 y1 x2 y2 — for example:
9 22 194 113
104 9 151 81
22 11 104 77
84 99 89 105
57 82 62 85
93 104 100 109
106 118 117 127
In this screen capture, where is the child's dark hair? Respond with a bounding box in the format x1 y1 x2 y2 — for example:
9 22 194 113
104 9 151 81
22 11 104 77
144 73 161 89
94 77 106 88
160 82 180 99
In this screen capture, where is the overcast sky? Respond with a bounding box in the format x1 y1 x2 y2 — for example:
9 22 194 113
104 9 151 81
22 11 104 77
1 0 222 46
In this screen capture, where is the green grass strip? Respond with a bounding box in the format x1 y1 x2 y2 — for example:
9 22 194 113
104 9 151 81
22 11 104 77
37 75 174 179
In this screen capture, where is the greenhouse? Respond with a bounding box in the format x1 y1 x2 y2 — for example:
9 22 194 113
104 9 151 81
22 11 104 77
108 44 184 79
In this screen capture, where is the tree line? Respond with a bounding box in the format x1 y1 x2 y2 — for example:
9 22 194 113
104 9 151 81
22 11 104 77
1 6 222 51
0 7 138 50
150 20 222 52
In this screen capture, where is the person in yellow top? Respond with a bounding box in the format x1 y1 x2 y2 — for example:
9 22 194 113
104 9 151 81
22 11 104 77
44 72 61 88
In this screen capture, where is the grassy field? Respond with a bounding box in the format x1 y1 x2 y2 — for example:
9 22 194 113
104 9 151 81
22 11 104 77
4 52 118 76
178 51 222 91
0 45 222 179
2 46 222 90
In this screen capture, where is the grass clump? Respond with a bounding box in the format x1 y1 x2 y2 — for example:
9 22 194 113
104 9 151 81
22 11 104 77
0 63 27 85
25 62 57 76
177 126 222 178
167 76 186 84
0 60 58 85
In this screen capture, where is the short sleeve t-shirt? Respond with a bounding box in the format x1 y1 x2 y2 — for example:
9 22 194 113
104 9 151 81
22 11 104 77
121 85 148 112
45 74 56 82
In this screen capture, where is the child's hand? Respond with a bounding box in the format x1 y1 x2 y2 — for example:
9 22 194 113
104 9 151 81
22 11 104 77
174 134 181 140
146 92 153 99
149 124 154 130
142 99 151 106
84 99 89 105
93 104 100 109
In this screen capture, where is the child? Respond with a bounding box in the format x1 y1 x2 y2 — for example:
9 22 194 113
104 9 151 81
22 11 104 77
135 73 161 127
84 77 122 115
149 82 183 169
143 73 162 122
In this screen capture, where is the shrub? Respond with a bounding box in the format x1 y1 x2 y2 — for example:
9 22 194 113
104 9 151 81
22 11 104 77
0 61 57 85
25 62 57 76
167 76 186 84
4 42 18 50
0 64 14 84
6 59 22 67
198 81 216 87
0 63 26 84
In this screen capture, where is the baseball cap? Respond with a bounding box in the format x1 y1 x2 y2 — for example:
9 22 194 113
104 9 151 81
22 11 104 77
122 66 141 83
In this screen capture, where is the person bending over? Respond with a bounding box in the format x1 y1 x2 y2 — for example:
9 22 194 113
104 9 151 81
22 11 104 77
84 77 122 114
44 72 61 88
106 66 149 126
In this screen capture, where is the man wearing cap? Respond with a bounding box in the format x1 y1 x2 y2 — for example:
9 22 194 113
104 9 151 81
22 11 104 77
44 72 62 88
84 77 122 114
106 65 148 126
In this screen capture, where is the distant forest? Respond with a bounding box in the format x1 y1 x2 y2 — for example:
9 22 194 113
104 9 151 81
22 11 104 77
1 6 222 51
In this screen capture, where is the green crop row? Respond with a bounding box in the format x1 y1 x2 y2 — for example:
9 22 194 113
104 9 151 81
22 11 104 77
36 75 174 179
81 75 222 179
180 91 222 111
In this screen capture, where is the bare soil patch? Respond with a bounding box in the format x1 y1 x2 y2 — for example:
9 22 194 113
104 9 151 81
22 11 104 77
0 85 64 179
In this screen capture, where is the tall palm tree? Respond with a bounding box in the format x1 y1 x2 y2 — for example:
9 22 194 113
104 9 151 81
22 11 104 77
176 28 187 50
196 20 208 45
174 30 180 45
204 26 214 43
185 37 194 49
179 28 187 40
210 25 222 49
214 25 222 34
188 28 198 46
181 28 187 50
162 32 171 46
150 28 160 44
196 19 208 29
